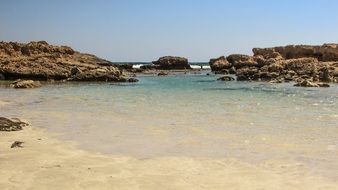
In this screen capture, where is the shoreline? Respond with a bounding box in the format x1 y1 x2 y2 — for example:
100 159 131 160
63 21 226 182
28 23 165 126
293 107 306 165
1 125 338 190
1 41 337 88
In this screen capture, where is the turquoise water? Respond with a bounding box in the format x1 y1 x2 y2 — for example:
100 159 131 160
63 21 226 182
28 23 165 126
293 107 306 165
1 74 338 179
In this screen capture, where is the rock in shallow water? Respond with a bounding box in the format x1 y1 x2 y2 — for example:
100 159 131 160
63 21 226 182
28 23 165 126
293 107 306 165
10 79 42 89
217 76 235 81
294 80 330 88
158 71 169 76
209 44 338 83
152 56 191 70
127 78 139 83
0 117 28 131
318 83 331 87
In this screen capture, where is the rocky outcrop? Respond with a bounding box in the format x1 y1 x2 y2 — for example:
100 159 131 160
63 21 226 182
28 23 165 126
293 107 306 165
233 59 336 83
226 54 259 68
151 56 191 70
235 67 260 81
0 41 134 82
116 64 134 71
210 44 338 84
253 44 338 62
210 54 261 72
68 67 127 82
10 79 42 88
209 56 231 71
0 117 28 132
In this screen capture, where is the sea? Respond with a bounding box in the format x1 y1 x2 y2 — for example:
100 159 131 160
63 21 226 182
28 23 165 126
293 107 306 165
0 67 337 181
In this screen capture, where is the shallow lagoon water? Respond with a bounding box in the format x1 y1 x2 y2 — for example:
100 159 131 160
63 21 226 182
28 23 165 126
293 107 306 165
1 74 337 180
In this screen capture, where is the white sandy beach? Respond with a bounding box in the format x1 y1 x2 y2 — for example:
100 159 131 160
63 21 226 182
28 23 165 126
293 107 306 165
1 126 337 190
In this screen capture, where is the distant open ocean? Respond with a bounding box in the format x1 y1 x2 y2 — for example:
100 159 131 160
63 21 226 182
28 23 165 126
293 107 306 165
114 62 211 70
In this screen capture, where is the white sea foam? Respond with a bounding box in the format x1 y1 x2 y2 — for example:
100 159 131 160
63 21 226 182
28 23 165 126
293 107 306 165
190 65 202 69
132 64 211 69
132 64 144 69
190 65 210 70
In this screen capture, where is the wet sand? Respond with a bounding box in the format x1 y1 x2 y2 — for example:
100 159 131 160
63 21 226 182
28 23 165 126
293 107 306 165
1 126 337 190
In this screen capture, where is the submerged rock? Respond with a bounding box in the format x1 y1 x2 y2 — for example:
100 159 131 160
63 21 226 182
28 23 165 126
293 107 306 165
318 83 331 87
127 78 139 83
158 71 169 76
10 79 42 88
0 117 28 131
294 80 330 87
217 76 235 81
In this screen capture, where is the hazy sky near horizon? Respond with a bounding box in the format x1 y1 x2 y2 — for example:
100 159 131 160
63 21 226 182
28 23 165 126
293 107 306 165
1 0 338 62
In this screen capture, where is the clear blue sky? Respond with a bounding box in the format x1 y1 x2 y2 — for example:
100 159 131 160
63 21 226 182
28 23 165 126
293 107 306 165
1 0 337 62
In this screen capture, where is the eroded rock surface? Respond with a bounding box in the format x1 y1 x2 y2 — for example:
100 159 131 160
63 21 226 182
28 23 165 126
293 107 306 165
150 56 191 70
209 56 231 71
0 41 132 82
253 44 338 61
209 44 338 84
